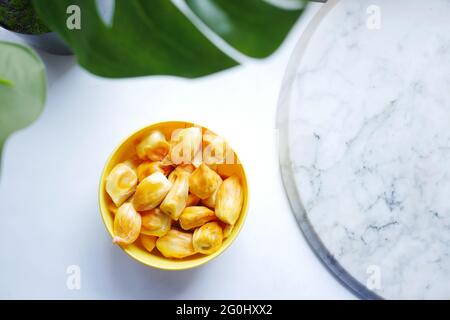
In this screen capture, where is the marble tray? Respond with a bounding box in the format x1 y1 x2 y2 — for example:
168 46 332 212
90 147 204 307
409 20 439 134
277 0 450 299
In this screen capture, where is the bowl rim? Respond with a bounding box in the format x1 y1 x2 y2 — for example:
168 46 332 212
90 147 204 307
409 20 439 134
98 120 249 270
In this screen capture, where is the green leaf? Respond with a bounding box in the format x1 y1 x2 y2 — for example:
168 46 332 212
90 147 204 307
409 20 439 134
0 41 47 167
32 0 306 78
33 0 238 78
186 0 307 58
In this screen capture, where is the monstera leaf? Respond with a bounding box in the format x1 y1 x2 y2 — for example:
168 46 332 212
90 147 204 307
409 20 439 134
33 0 307 78
0 41 46 168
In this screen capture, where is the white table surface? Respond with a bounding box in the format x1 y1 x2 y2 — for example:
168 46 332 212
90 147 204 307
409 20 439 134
0 3 355 299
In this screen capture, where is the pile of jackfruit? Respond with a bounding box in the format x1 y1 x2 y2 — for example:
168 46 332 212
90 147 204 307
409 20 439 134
105 127 244 258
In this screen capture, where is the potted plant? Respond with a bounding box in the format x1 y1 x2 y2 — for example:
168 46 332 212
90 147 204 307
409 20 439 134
0 0 71 54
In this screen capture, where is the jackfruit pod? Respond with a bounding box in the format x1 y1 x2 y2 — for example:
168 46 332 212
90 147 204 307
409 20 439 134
169 127 202 166
189 163 222 199
193 222 223 255
108 202 118 215
141 235 157 252
201 181 221 209
136 130 170 161
137 161 173 182
222 223 233 238
106 162 138 207
215 175 243 225
156 229 196 259
202 131 227 169
160 169 190 220
179 206 216 230
140 208 172 237
178 164 196 173
186 193 201 207
168 165 194 184
113 202 142 246
133 172 172 211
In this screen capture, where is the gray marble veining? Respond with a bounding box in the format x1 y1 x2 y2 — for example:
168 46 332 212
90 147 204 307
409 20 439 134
278 0 450 299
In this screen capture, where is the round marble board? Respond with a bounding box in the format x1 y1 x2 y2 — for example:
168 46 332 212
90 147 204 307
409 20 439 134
277 0 450 299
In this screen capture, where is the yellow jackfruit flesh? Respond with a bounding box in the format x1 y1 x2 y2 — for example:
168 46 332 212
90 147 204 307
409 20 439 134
178 164 196 173
179 206 216 230
137 161 173 182
215 175 243 225
136 130 170 161
160 169 190 220
222 223 233 238
186 193 201 207
113 202 142 246
141 234 157 252
108 202 118 215
105 127 245 259
140 208 172 237
169 127 202 166
200 175 222 208
193 222 223 255
202 131 227 169
189 163 222 199
156 229 196 258
106 162 138 207
133 172 172 211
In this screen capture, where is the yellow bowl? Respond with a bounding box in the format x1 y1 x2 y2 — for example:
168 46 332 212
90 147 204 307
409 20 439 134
99 121 249 270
